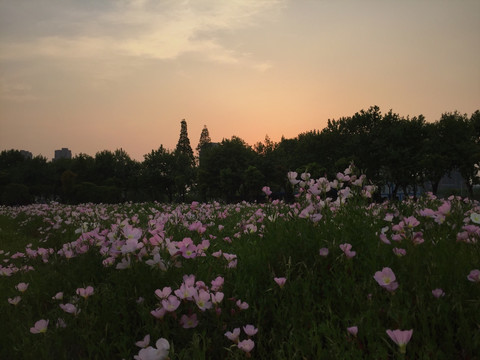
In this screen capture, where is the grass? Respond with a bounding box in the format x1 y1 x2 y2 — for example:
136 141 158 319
0 177 479 359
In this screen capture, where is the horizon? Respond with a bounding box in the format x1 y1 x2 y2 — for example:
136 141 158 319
1 0 479 162
3 106 479 163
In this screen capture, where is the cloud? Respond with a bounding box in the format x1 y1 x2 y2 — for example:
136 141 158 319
0 0 285 68
0 77 38 102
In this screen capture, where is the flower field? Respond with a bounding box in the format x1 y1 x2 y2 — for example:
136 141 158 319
1 168 479 359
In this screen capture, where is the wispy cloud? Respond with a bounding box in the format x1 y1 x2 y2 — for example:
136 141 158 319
0 77 38 103
0 0 285 68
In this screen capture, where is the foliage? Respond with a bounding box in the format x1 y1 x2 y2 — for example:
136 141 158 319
1 107 480 205
196 125 212 161
197 137 256 202
175 120 196 202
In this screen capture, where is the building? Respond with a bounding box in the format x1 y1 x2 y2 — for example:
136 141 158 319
54 148 72 160
437 170 466 193
380 169 469 200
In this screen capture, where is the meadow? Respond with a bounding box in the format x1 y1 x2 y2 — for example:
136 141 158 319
1 167 479 359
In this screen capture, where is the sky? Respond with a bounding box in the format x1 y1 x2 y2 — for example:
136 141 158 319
1 0 479 161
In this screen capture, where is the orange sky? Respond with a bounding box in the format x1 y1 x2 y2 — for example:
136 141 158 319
1 0 479 161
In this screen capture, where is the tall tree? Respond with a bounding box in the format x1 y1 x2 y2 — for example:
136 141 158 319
175 119 195 166
196 125 212 159
174 119 195 201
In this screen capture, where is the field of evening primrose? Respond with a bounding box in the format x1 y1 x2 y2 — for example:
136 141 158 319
1 167 479 359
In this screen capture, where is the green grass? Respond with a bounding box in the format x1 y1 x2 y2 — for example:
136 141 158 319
0 193 479 359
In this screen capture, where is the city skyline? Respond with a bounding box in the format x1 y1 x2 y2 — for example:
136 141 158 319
1 0 479 161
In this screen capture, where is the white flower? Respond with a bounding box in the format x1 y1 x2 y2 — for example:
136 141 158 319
134 338 170 360
470 213 480 224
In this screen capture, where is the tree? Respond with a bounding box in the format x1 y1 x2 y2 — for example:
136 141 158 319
94 150 116 185
196 125 211 161
176 119 195 166
174 119 196 201
142 146 175 201
421 122 451 195
197 137 256 202
71 153 95 184
372 112 427 199
61 169 77 203
436 111 479 197
253 135 286 197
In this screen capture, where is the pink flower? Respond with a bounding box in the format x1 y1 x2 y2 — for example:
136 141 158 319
136 334 151 348
179 243 197 259
134 338 170 360
347 326 358 337
236 299 249 310
174 283 195 300
193 289 212 311
386 329 413 354
339 243 356 258
212 250 223 258
30 319 49 334
402 216 420 228
238 339 255 353
374 267 399 292
227 259 238 268
188 221 206 234
432 288 445 298
155 287 172 300
60 303 80 315
210 276 224 291
8 296 21 305
438 201 451 215
274 277 287 288
56 318 66 328
412 232 424 245
225 328 241 343
15 282 29 292
182 274 196 287
319 248 329 257
467 269 480 282
262 186 272 196
162 295 181 312
211 291 224 304
243 324 258 336
150 307 166 320
180 313 199 329
287 172 300 185
392 248 406 257
52 292 64 300
76 286 94 299
384 213 394 222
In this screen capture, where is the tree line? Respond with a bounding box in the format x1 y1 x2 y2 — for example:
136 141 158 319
1 107 479 205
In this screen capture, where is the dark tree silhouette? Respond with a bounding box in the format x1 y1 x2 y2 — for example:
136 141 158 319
196 125 212 159
142 145 175 202
1 107 479 204
174 119 196 201
175 119 195 167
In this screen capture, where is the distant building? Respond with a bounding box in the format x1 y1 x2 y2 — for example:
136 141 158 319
380 169 469 200
437 170 466 192
54 148 72 160
19 150 32 159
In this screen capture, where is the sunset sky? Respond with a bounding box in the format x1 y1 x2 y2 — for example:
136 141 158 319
1 0 479 161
